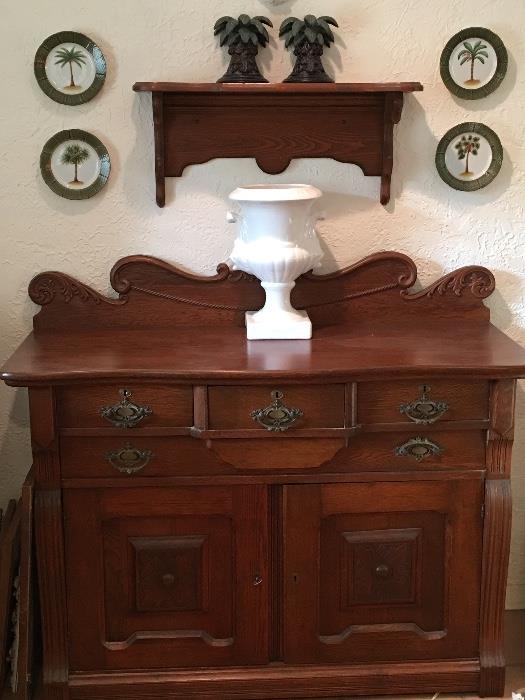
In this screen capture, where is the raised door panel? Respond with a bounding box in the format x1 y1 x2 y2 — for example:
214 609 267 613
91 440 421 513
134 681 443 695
283 478 482 664
64 485 268 671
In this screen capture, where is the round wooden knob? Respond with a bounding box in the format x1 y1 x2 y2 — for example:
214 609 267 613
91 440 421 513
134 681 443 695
162 574 175 587
374 564 391 579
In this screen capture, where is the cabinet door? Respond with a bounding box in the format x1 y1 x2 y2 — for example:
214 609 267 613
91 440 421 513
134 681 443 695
64 485 268 671
283 478 482 664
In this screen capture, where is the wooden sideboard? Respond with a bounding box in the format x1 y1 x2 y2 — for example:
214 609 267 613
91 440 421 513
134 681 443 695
2 251 525 700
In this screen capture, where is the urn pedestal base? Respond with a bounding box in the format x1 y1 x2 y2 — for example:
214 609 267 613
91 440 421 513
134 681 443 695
246 309 311 340
245 280 312 340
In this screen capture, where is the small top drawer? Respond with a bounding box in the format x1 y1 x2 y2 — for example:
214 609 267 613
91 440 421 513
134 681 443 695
358 380 489 425
207 384 345 431
57 384 193 429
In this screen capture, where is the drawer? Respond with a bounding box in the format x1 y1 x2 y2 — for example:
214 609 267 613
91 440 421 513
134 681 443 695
330 430 487 471
207 384 345 430
358 380 489 425
60 429 486 477
60 436 225 478
57 384 193 429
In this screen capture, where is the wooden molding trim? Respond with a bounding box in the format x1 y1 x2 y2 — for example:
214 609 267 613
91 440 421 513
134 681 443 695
68 659 479 699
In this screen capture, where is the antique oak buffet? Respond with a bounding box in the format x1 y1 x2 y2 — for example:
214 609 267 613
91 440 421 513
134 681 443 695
2 251 525 700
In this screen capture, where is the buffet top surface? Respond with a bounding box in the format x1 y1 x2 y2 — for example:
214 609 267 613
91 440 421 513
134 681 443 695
3 322 525 385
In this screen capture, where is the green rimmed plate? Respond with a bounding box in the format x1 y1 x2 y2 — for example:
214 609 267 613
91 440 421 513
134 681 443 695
440 27 507 100
435 122 503 192
40 130 111 200
34 31 106 106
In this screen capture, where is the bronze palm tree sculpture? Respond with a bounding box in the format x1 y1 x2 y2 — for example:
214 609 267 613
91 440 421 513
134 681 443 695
279 15 339 83
214 15 273 83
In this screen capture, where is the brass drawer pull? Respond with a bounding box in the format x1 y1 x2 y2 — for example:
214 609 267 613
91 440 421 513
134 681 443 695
399 385 448 425
100 389 152 428
251 390 303 432
105 442 153 474
395 436 442 462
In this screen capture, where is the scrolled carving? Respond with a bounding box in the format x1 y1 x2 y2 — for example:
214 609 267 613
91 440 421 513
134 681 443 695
402 266 495 301
29 272 124 307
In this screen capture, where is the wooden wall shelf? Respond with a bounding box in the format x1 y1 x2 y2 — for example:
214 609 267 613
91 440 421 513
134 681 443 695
133 82 423 207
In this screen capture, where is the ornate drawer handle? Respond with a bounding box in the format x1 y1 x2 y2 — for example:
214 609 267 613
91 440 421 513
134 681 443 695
399 385 448 425
395 436 443 462
105 442 153 474
100 389 152 428
251 390 303 432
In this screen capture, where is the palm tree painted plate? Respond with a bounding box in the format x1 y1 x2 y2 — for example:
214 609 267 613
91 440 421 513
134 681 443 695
34 31 106 105
40 130 111 200
440 27 507 100
435 123 503 192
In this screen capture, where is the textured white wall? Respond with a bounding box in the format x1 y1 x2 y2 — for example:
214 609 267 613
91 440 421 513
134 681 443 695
1 0 524 607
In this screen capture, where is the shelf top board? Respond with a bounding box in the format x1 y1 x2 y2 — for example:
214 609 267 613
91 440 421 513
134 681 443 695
133 82 424 94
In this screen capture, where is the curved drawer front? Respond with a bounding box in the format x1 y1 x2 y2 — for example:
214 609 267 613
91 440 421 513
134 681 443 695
57 384 193 429
358 380 489 425
207 384 346 431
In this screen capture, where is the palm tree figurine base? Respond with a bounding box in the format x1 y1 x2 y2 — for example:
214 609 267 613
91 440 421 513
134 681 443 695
217 45 268 84
283 42 334 83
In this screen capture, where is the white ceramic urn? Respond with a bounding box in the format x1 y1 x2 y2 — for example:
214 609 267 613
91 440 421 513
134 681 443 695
228 184 324 340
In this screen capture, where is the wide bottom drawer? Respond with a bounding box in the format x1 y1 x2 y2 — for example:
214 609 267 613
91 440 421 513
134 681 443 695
60 429 486 478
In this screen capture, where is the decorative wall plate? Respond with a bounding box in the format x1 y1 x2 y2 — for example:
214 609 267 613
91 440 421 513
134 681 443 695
40 129 111 200
435 122 503 192
440 27 507 99
34 31 106 105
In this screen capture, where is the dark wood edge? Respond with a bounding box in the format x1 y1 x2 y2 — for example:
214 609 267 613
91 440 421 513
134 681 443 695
0 499 21 691
191 427 359 439
67 660 478 699
133 82 424 93
14 468 35 700
61 470 486 489
479 478 511 696
6 367 525 388
152 94 165 207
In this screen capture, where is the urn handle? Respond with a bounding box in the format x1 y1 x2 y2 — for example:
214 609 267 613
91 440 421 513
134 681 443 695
395 437 443 462
399 385 448 425
100 389 152 428
251 390 303 432
105 443 153 474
